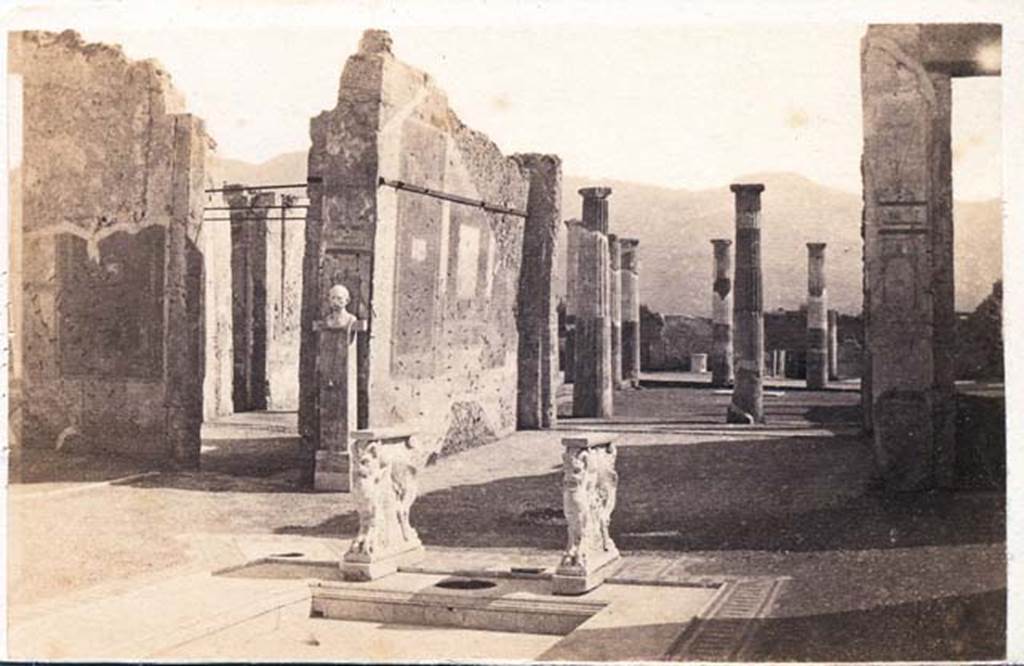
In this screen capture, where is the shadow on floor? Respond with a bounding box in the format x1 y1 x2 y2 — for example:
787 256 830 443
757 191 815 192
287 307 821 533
9 448 158 485
559 385 863 429
276 435 1004 553
747 588 1005 661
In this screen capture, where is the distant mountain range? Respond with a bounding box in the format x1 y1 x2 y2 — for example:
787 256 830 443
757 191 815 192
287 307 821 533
209 152 1002 316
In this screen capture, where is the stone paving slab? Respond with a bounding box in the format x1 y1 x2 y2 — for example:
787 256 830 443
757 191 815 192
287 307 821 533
7 571 308 660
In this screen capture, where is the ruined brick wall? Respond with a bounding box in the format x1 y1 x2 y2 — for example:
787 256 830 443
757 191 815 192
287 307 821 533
9 31 209 465
301 31 530 464
641 315 712 371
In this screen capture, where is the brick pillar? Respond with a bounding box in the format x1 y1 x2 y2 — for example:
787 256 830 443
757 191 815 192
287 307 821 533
573 187 613 417
608 234 623 388
710 239 734 387
806 243 828 389
727 184 765 424
619 238 641 387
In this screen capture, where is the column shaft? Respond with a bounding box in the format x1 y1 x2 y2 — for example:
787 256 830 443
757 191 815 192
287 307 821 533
619 239 641 387
609 234 623 388
828 309 839 380
710 239 734 387
573 188 614 417
806 243 828 389
564 220 583 383
727 184 765 424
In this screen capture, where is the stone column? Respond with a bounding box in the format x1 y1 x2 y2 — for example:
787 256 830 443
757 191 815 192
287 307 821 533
727 184 765 424
619 238 641 387
564 219 583 383
608 234 623 388
515 153 562 430
573 187 613 417
806 243 829 389
314 284 367 492
229 189 272 412
710 239 734 387
828 309 840 380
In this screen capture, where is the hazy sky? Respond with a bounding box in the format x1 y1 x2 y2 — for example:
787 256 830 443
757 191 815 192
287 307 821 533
6 6 1003 200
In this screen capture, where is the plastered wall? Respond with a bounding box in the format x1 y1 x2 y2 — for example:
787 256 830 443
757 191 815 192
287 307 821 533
10 31 209 465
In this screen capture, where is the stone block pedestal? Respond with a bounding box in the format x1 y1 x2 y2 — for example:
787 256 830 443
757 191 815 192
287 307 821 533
341 542 426 582
340 427 426 581
313 284 365 492
553 435 621 595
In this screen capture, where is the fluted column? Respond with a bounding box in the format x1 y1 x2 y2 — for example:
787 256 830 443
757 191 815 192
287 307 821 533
619 238 641 387
573 187 614 417
564 219 583 383
828 308 839 380
710 239 734 387
608 234 623 388
806 243 828 389
727 184 765 424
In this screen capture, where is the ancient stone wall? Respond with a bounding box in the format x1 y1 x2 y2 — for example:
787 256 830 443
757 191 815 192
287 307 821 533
9 31 209 465
301 31 533 467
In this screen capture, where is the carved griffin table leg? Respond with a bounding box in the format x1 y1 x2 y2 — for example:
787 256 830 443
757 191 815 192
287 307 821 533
553 435 621 595
340 427 426 581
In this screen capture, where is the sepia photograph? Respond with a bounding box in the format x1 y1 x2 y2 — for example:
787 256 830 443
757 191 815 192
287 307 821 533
2 0 1020 662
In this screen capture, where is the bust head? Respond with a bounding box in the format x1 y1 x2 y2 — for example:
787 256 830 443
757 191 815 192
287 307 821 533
328 284 351 313
325 284 358 329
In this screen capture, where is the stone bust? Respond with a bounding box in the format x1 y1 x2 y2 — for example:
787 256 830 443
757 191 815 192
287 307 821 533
325 284 359 332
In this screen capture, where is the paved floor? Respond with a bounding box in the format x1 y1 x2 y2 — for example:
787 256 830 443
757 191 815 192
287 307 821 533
7 385 1006 661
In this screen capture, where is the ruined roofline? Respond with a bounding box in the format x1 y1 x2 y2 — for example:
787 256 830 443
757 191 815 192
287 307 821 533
332 29 535 166
10 29 186 111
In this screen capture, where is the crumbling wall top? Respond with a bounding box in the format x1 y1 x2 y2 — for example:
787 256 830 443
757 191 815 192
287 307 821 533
359 29 393 55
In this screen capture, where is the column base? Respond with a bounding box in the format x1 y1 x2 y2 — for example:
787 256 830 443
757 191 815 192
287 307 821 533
726 403 760 424
553 548 622 596
341 541 425 581
314 449 350 492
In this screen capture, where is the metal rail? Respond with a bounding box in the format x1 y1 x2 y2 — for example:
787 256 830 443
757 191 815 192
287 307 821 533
378 177 528 218
204 177 321 194
204 205 311 211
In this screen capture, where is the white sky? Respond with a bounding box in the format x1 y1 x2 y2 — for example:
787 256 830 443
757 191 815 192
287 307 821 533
4 4 1003 200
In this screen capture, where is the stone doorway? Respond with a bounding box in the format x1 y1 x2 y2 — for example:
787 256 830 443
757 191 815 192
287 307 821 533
199 181 312 477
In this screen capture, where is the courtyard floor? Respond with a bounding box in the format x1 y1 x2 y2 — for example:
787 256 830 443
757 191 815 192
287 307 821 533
6 385 1006 661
